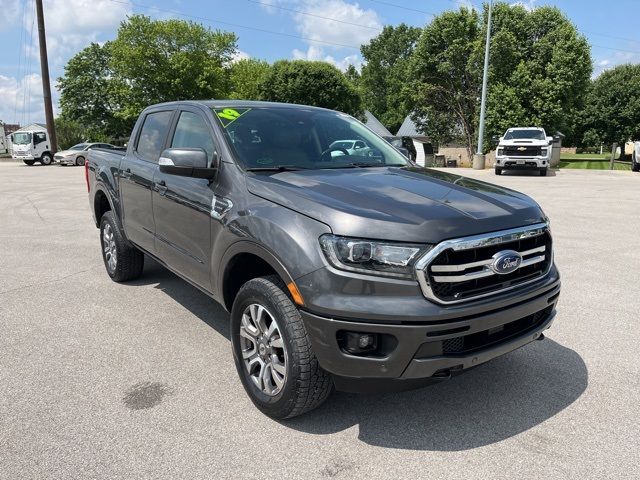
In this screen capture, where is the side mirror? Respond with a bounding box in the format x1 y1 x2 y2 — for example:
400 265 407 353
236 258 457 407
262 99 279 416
491 135 499 145
159 148 217 179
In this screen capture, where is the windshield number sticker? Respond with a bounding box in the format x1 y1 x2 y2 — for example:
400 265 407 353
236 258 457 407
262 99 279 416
215 108 251 128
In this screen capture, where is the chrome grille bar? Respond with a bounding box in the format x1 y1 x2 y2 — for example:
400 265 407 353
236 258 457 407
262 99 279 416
414 223 553 305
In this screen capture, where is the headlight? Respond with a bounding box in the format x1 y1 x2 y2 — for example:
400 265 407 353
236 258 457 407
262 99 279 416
319 234 430 279
540 148 548 156
497 148 504 156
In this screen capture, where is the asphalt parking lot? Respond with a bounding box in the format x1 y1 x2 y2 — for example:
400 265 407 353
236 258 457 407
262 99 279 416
1 162 639 479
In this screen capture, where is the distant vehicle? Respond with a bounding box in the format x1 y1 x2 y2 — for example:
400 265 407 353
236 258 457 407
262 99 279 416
10 127 53 165
632 142 640 172
494 127 553 176
55 143 118 166
329 139 369 155
383 136 417 162
0 124 8 154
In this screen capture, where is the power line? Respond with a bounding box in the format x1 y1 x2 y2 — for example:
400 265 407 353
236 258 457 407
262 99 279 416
244 0 382 31
108 0 363 49
365 0 436 16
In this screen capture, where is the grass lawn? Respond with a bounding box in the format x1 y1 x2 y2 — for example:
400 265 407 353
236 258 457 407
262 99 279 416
559 159 631 170
560 153 609 160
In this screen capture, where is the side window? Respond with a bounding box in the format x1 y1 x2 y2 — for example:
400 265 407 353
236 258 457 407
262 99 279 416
34 133 46 145
355 141 365 149
136 110 173 162
171 111 216 164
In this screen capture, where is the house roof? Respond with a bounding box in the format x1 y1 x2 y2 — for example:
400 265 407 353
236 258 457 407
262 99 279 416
15 123 47 133
363 110 392 137
396 114 429 139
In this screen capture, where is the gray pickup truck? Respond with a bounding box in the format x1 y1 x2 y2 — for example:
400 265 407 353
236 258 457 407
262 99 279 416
86 100 560 419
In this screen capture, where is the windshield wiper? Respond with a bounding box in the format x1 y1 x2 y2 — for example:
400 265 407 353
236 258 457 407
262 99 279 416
245 165 310 172
329 162 405 169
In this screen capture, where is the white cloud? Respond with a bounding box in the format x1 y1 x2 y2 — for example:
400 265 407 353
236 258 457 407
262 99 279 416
292 45 362 71
230 49 250 64
0 0 20 32
293 0 381 48
0 74 57 125
24 0 132 67
510 0 537 11
593 50 640 77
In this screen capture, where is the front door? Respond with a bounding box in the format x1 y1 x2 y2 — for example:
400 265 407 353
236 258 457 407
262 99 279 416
120 109 174 252
152 108 218 289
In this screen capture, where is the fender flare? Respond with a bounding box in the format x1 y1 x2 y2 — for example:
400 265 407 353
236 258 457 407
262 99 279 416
217 241 296 306
93 184 123 232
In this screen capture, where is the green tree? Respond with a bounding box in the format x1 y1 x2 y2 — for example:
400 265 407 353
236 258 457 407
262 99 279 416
579 64 640 146
360 24 421 133
258 60 363 117
58 15 238 137
54 117 86 150
229 58 271 100
57 42 128 138
409 8 481 161
408 3 591 158
109 15 237 124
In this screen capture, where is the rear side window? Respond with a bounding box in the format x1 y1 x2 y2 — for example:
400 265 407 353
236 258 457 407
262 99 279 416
171 111 216 164
136 110 173 162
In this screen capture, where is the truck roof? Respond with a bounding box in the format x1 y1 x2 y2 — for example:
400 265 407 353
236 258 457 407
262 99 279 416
506 127 544 131
148 99 337 113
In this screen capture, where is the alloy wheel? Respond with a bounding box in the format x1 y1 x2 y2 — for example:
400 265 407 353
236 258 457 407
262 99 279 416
239 303 287 396
102 223 117 272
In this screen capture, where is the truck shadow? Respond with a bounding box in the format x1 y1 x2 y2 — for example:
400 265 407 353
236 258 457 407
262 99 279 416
133 257 586 452
500 169 558 177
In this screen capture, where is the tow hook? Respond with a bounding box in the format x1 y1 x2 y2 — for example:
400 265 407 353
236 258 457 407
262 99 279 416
536 333 546 341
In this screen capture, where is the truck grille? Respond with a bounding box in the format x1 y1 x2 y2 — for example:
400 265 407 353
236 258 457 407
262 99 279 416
415 224 552 304
503 145 542 156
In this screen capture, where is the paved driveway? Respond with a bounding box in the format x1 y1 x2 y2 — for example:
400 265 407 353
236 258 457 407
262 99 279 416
1 163 638 479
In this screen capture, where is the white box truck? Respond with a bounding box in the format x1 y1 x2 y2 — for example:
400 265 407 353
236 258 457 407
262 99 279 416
10 124 54 165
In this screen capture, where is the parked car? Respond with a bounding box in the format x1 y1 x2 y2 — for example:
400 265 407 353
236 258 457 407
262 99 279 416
87 100 560 419
632 142 640 172
329 139 369 155
55 142 118 166
494 127 553 176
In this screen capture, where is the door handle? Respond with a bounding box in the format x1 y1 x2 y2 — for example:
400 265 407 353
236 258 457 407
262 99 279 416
120 167 132 179
155 180 167 195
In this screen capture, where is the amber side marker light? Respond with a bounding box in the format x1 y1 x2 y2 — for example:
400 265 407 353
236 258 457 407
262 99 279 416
287 282 305 306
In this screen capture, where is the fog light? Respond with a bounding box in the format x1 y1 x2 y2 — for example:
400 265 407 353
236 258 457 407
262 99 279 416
341 331 378 355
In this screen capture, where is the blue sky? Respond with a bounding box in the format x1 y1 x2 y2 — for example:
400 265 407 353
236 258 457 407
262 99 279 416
1 0 639 125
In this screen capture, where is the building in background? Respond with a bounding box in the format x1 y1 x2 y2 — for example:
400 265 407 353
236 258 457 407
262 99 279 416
396 114 434 166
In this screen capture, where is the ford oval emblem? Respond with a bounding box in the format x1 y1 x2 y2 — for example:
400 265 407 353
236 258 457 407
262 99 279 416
491 250 522 275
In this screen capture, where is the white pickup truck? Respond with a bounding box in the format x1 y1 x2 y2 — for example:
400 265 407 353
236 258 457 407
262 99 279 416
494 127 553 176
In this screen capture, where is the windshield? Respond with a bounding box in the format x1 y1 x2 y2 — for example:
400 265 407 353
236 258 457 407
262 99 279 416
69 143 89 151
13 132 31 145
504 129 545 140
212 106 409 170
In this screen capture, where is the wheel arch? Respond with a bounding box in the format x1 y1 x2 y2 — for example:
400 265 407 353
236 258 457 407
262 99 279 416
218 242 296 312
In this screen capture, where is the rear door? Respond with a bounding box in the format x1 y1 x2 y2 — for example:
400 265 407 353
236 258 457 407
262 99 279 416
152 107 218 289
120 109 175 252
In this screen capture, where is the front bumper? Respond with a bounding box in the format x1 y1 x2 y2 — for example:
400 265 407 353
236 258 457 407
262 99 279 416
300 279 559 392
12 154 34 160
497 157 548 169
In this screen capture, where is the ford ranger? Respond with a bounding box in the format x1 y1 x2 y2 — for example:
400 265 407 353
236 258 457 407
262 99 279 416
86 101 560 419
494 127 553 176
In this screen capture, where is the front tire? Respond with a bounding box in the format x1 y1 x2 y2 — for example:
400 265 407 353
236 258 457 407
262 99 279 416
495 167 502 175
539 167 548 176
633 160 640 172
75 156 85 166
40 153 53 165
99 211 144 282
231 276 332 419
23 160 35 166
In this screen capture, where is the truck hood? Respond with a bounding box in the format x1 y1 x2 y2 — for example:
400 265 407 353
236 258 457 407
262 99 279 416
499 139 549 147
246 167 546 244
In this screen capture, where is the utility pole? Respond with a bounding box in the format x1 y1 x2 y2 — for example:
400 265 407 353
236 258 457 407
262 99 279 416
473 0 493 169
35 0 57 153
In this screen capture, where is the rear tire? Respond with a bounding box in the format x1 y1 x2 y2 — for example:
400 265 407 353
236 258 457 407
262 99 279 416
40 153 53 165
23 160 35 166
75 156 85 166
539 168 547 176
633 161 640 172
495 168 502 175
231 276 332 419
99 211 144 282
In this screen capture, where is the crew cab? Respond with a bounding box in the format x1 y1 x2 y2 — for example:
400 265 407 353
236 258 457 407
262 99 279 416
494 127 553 176
87 101 560 419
